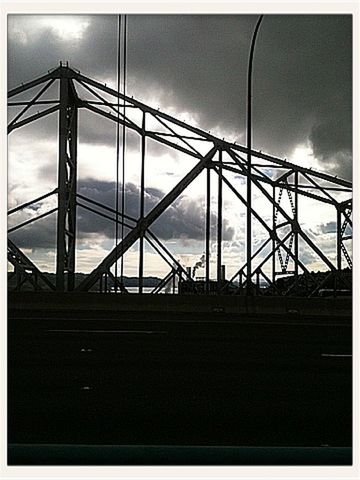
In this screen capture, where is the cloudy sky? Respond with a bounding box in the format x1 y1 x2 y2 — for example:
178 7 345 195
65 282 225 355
7 14 352 280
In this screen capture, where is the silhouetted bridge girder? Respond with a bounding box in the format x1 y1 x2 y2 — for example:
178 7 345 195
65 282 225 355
7 64 352 295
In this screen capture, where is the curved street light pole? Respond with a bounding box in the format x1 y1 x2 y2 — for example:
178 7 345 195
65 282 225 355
247 14 263 295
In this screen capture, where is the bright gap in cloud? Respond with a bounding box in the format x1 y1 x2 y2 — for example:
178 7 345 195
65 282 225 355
38 16 90 41
289 144 319 170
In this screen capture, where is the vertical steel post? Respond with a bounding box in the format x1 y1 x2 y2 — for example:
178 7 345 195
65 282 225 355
217 151 223 290
337 207 342 271
205 166 211 293
67 83 78 292
336 206 342 294
246 15 263 295
139 112 146 293
56 75 69 292
272 185 276 287
56 70 78 292
294 171 299 292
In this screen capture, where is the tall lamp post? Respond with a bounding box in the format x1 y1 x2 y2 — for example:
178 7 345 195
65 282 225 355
247 14 263 295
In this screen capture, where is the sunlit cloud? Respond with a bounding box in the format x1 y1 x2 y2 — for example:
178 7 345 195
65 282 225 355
39 16 91 41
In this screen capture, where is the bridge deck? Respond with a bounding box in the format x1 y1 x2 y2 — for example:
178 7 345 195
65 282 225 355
8 298 352 465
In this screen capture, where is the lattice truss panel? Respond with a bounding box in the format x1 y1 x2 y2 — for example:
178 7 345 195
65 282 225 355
7 65 352 295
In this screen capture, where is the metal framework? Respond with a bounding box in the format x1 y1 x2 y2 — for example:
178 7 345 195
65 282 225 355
7 64 352 295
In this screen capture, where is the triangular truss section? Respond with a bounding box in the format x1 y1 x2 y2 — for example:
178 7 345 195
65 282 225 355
8 63 352 296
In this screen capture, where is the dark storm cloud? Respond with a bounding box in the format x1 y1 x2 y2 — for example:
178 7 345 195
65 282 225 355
8 14 352 179
77 179 234 241
7 15 118 87
9 213 57 250
309 120 352 178
319 221 337 234
78 112 180 160
318 221 351 238
9 179 234 249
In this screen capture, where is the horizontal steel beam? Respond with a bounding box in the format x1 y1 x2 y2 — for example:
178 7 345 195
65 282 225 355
81 102 202 160
8 105 60 133
76 193 137 223
76 203 133 230
8 189 58 215
8 71 56 98
8 79 56 130
8 208 58 233
8 100 59 106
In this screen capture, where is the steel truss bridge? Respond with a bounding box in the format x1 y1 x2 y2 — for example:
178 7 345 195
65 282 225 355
7 64 352 296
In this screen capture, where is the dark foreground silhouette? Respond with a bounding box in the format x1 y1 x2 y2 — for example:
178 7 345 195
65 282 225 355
8 309 352 465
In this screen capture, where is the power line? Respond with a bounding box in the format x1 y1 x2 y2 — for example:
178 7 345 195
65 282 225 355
120 14 127 284
114 14 128 291
114 14 122 292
